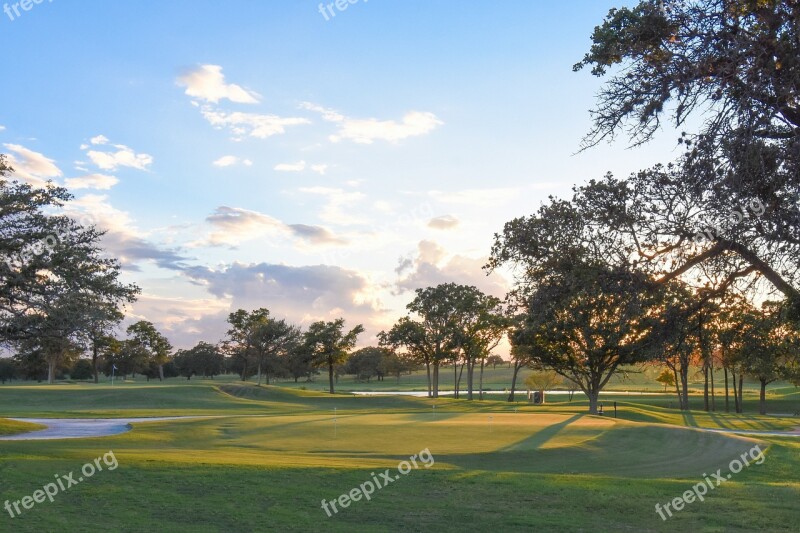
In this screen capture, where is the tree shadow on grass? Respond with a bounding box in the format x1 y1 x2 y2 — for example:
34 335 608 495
501 414 584 452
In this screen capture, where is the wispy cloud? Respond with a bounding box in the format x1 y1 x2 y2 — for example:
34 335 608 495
177 64 260 104
301 102 443 144
201 107 310 140
213 155 252 167
274 160 306 172
65 173 119 190
85 143 153 171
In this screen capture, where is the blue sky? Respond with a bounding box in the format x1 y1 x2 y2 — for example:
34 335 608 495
0 0 680 348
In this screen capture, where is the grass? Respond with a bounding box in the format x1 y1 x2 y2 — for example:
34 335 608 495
0 418 45 436
0 379 798 531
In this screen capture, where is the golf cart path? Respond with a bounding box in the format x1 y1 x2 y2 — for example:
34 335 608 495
0 416 217 440
697 425 800 437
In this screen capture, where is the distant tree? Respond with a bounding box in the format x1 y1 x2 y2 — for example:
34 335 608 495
378 350 412 382
285 343 317 383
82 300 125 384
380 317 437 397
70 359 94 381
449 285 509 400
524 370 561 404
345 347 390 382
303 318 363 394
0 358 16 383
13 348 49 381
655 368 675 393
400 284 469 398
735 301 800 415
174 342 225 379
486 355 505 370
109 338 149 378
126 321 172 381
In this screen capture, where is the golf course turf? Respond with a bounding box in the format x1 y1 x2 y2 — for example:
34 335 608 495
0 378 798 531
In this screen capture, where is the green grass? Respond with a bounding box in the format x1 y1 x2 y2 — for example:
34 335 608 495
0 418 45 436
0 380 798 531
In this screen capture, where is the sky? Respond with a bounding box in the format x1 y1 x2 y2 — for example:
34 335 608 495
0 0 683 349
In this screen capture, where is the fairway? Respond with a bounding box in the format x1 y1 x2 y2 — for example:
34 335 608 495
1 381 798 531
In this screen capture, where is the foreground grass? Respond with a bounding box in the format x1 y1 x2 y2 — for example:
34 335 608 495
0 381 798 531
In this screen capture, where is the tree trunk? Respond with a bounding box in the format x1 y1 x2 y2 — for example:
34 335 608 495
432 363 439 398
47 357 57 384
328 362 335 394
710 362 715 412
759 379 767 415
732 369 740 413
738 374 744 413
425 362 432 398
457 362 466 399
588 390 600 414
724 366 730 413
158 364 164 381
478 359 485 400
673 367 683 410
508 360 522 402
680 366 689 411
454 362 458 399
703 363 710 411
92 342 99 384
256 360 263 386
467 360 474 400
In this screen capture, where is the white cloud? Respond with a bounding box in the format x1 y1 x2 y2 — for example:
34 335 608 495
183 262 386 331
0 125 5 131
395 240 508 298
197 205 347 248
201 107 310 140
65 173 119 190
202 206 285 247
274 160 306 172
301 101 443 144
86 144 153 171
213 155 252 167
428 215 460 230
90 134 109 145
2 143 62 187
311 164 328 175
127 293 232 341
177 64 260 104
